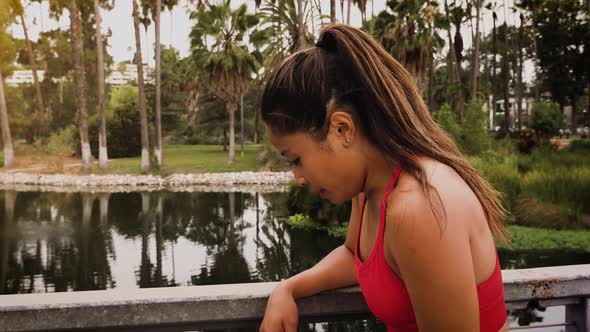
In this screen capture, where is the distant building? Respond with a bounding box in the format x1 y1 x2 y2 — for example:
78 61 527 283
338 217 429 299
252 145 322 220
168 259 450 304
106 63 153 85
5 64 152 87
5 70 46 86
486 96 533 131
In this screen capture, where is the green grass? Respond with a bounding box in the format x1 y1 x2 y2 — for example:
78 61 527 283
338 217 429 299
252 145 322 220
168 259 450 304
499 225 590 252
99 144 263 174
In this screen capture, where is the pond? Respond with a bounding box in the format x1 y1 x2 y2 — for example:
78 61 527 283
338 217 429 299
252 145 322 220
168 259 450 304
1 190 589 331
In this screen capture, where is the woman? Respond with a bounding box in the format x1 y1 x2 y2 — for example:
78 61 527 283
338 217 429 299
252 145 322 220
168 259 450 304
259 24 508 332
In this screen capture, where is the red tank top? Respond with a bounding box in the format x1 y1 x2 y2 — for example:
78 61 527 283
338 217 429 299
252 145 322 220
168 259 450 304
354 162 507 332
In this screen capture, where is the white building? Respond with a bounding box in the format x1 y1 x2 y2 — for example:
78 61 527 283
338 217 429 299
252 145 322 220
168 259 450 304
487 96 534 131
106 63 153 85
5 64 152 87
5 70 46 86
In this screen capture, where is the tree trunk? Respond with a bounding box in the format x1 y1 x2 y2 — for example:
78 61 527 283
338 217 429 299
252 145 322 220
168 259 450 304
227 101 236 165
133 0 151 171
471 0 481 100
69 0 93 170
532 13 541 103
428 48 434 112
492 12 497 130
296 0 306 50
20 14 46 136
0 72 15 167
240 94 244 157
254 103 259 144
346 0 351 24
94 0 108 170
502 2 510 137
331 0 336 22
154 0 163 167
571 100 577 132
516 13 524 131
443 0 464 115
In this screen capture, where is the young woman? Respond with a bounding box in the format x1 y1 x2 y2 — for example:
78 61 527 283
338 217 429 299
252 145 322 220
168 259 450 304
258 24 508 332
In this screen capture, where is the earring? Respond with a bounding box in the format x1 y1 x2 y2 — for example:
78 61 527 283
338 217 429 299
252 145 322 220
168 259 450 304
346 138 351 144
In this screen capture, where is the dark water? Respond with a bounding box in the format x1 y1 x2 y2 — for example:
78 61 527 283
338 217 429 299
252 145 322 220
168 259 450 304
0 190 588 331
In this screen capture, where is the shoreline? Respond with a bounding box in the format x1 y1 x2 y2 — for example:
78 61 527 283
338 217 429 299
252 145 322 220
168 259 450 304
0 171 292 193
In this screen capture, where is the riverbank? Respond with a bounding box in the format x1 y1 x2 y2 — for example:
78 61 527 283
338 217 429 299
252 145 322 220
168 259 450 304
0 171 292 192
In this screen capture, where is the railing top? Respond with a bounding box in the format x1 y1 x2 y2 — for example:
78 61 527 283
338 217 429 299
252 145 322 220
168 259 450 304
0 264 588 331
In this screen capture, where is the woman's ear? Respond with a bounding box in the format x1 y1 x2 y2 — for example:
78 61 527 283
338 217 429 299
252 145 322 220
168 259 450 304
329 111 356 147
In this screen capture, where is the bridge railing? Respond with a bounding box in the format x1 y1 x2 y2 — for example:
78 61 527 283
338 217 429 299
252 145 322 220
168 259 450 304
0 264 588 331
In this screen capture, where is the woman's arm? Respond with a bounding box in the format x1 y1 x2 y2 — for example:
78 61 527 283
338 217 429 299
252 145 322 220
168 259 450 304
278 194 362 298
259 195 361 332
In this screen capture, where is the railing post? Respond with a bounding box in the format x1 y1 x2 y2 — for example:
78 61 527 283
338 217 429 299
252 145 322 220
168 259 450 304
565 298 589 332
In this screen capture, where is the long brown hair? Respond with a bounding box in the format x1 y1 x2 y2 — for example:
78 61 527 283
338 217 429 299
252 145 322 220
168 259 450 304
261 24 507 242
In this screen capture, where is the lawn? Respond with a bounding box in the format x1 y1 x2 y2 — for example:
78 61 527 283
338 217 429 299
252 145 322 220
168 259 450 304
103 145 264 174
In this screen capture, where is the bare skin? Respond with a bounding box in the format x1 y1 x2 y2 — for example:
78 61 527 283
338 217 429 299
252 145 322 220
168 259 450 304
260 110 508 332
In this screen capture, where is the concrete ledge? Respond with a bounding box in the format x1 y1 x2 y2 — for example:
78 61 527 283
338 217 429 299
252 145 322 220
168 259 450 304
0 264 588 331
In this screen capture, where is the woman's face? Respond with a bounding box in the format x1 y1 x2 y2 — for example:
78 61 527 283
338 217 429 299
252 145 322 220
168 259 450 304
267 126 365 205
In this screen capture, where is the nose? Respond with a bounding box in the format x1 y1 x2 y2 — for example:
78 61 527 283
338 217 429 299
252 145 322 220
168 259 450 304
293 169 307 187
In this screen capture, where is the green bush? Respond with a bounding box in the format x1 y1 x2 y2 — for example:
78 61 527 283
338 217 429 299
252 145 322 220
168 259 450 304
529 102 564 139
565 139 590 154
46 126 77 156
460 99 492 155
470 153 521 212
521 166 590 215
434 103 461 142
514 197 581 229
287 183 351 225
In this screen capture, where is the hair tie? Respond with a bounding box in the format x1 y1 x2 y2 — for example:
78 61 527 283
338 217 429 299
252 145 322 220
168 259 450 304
315 40 324 48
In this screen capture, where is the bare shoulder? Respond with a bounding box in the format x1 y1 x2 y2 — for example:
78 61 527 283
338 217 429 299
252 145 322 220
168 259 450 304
382 158 482 330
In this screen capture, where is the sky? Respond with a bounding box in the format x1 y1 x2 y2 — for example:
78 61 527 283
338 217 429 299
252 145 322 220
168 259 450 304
8 0 532 81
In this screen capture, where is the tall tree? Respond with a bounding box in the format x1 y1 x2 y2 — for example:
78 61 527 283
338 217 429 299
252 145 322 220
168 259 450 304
133 0 151 170
68 0 93 170
535 0 588 130
502 1 510 135
94 0 108 169
0 3 15 167
471 0 482 99
367 0 444 92
443 0 465 114
516 0 543 102
296 0 306 50
11 0 46 136
331 0 336 22
190 1 259 164
154 0 163 167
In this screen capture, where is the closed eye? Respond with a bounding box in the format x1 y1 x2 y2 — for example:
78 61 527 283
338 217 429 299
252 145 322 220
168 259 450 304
288 158 301 167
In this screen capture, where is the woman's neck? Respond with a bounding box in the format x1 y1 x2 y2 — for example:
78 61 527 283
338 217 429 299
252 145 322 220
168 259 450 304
361 144 400 203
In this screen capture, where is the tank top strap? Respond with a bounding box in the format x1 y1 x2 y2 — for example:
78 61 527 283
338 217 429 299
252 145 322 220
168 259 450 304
377 162 404 243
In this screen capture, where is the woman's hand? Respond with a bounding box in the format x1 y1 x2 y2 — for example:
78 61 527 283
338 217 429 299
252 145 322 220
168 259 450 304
259 281 299 332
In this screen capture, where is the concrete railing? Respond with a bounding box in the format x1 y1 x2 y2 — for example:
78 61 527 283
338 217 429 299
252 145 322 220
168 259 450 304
0 264 588 331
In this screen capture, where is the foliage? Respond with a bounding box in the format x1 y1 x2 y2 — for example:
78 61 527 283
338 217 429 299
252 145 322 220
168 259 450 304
528 101 563 139
460 98 491 155
433 103 461 141
433 100 491 155
535 0 589 111
287 183 351 225
45 126 76 156
364 0 444 88
499 225 590 252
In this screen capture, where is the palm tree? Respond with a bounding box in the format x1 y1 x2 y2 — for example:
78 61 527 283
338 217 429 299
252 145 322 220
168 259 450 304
331 0 336 22
443 0 465 114
154 0 163 167
133 0 151 170
0 7 15 167
190 1 259 164
502 0 510 136
471 0 482 99
296 0 306 50
0 72 15 167
369 0 444 92
11 0 46 136
163 0 178 48
68 0 93 170
94 0 108 170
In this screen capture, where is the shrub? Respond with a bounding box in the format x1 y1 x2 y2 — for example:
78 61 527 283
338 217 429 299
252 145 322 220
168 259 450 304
460 99 492 155
529 102 563 139
433 103 461 142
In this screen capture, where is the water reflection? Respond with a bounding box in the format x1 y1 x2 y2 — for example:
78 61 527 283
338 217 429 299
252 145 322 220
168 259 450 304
0 190 344 294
